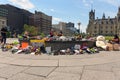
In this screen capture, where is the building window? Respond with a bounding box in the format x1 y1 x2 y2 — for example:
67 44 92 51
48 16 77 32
106 21 108 24
101 31 103 33
106 26 108 29
111 26 112 29
101 21 103 24
106 31 108 33
111 20 113 24
111 31 113 33
95 26 96 29
2 21 4 24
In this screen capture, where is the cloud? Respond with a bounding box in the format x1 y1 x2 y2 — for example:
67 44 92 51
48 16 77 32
52 17 62 24
38 8 55 12
99 0 120 7
105 11 117 18
8 0 35 10
53 17 62 22
50 9 55 12
97 9 117 18
82 0 94 7
80 24 87 33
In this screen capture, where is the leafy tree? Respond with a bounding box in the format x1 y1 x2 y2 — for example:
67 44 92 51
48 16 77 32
24 24 38 36
40 33 45 38
6 31 11 38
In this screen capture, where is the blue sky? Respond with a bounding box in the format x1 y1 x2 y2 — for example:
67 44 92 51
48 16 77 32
0 0 120 32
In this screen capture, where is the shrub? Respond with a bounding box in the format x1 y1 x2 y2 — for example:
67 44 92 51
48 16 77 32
105 36 113 41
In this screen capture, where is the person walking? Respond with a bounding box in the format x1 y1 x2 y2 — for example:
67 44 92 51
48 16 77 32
1 27 8 45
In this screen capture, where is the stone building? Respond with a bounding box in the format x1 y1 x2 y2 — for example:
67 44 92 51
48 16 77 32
86 7 120 36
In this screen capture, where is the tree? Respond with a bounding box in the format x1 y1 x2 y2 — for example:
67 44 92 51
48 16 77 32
6 31 11 38
40 33 45 38
24 24 38 36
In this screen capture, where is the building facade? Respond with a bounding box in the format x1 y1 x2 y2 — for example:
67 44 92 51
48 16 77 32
29 11 52 35
0 16 7 32
0 7 8 17
0 7 7 36
0 7 7 26
52 22 77 36
0 4 33 34
87 7 120 36
0 4 52 35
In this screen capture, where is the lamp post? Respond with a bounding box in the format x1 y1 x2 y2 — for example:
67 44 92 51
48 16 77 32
78 22 81 33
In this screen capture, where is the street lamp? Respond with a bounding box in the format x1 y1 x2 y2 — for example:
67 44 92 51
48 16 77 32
78 22 81 33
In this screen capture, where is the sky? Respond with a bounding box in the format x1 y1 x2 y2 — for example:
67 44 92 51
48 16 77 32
0 0 120 32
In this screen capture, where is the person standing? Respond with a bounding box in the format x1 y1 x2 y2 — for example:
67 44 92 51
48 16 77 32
1 27 8 45
112 34 119 44
49 29 54 37
58 31 63 36
23 31 29 39
112 34 120 51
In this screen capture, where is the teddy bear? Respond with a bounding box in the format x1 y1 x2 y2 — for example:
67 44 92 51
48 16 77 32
96 35 109 50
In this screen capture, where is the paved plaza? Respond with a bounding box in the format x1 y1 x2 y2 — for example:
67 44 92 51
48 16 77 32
0 38 119 80
0 50 120 80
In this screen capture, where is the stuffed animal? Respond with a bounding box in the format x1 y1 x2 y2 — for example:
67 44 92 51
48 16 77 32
96 35 108 50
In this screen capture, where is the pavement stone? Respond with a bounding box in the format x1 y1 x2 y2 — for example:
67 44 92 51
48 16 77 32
110 62 120 68
0 64 9 69
44 72 80 80
0 43 120 80
24 67 56 77
0 57 16 64
0 65 28 78
59 58 108 67
112 67 120 80
55 67 83 74
8 59 33 66
30 60 58 67
8 73 44 80
81 70 115 80
85 64 113 72
0 78 6 80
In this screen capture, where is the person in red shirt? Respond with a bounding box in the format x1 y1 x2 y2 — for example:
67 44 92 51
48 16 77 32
49 29 54 37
